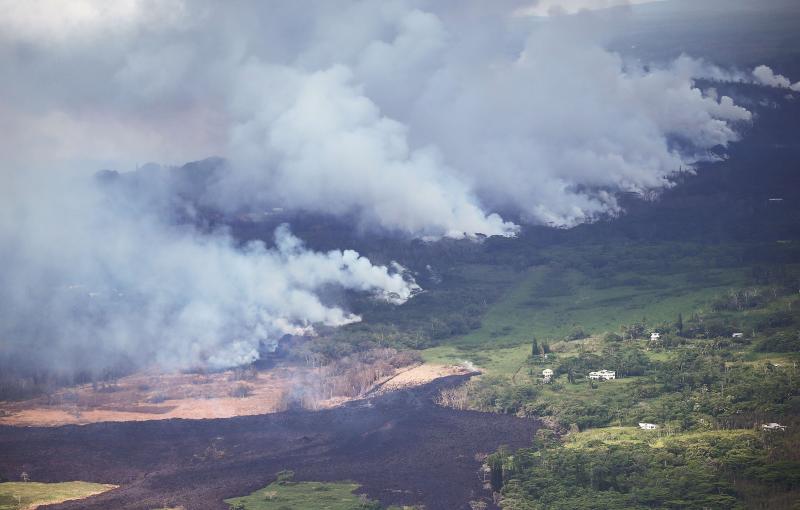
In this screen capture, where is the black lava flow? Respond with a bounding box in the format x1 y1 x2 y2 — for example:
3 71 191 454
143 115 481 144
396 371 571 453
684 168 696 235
0 375 538 510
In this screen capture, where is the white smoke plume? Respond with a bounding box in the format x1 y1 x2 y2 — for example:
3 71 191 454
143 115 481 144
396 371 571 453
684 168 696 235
0 0 796 373
1 0 790 234
514 0 667 18
223 63 517 238
0 169 418 373
752 65 800 92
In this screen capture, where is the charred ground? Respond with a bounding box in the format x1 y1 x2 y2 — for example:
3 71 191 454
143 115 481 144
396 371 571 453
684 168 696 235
0 375 538 510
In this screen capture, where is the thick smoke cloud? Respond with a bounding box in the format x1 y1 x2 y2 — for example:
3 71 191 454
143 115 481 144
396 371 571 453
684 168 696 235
753 65 800 92
224 64 517 238
515 0 666 18
2 0 793 235
0 1 797 373
0 169 417 373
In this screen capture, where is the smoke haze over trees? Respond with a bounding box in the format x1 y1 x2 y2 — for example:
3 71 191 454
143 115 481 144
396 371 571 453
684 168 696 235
1 0 798 375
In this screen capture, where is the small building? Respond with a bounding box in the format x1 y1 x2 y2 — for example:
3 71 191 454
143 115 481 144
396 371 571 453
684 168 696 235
638 422 658 430
650 332 661 341
762 422 787 431
732 332 744 338
589 369 616 381
542 369 554 383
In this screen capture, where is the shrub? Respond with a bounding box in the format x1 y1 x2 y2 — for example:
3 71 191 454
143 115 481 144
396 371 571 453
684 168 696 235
756 331 800 352
275 469 295 484
566 326 589 341
757 310 795 330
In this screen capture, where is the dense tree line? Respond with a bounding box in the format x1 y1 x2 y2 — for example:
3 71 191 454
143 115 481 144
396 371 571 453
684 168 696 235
491 429 800 510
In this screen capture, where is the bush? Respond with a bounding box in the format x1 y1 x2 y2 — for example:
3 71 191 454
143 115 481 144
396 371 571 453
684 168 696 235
566 326 589 341
621 322 647 339
468 377 539 415
703 319 734 338
756 331 800 352
757 310 795 330
556 353 603 377
275 469 295 484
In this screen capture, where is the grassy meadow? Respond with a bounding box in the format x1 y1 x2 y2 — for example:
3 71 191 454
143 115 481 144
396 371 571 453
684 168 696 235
0 481 115 510
224 480 414 510
225 481 364 510
420 241 766 379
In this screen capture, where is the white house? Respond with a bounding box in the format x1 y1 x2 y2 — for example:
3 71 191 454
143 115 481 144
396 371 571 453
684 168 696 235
542 369 554 383
650 332 661 341
762 423 787 431
732 332 744 338
589 369 616 381
638 422 658 430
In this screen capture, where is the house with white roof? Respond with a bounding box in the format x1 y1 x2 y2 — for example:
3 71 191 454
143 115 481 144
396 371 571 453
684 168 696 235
589 369 616 381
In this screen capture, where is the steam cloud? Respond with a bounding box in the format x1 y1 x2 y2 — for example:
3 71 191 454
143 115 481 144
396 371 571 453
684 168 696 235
0 0 797 372
752 65 800 92
515 0 666 18
0 170 418 373
3 1 795 234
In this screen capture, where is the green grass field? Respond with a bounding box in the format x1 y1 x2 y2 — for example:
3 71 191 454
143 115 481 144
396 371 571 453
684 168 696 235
489 268 730 341
224 481 403 510
562 425 759 449
0 481 115 510
422 242 754 377
422 343 531 377
451 254 744 349
564 426 655 448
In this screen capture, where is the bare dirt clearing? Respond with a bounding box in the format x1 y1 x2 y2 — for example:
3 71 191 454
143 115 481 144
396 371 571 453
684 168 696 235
0 363 471 427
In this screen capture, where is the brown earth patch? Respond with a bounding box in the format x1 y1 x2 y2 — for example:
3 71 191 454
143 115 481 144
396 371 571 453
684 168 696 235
0 363 471 427
369 363 471 393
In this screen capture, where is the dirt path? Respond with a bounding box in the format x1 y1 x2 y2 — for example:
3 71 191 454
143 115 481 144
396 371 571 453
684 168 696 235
511 363 525 384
